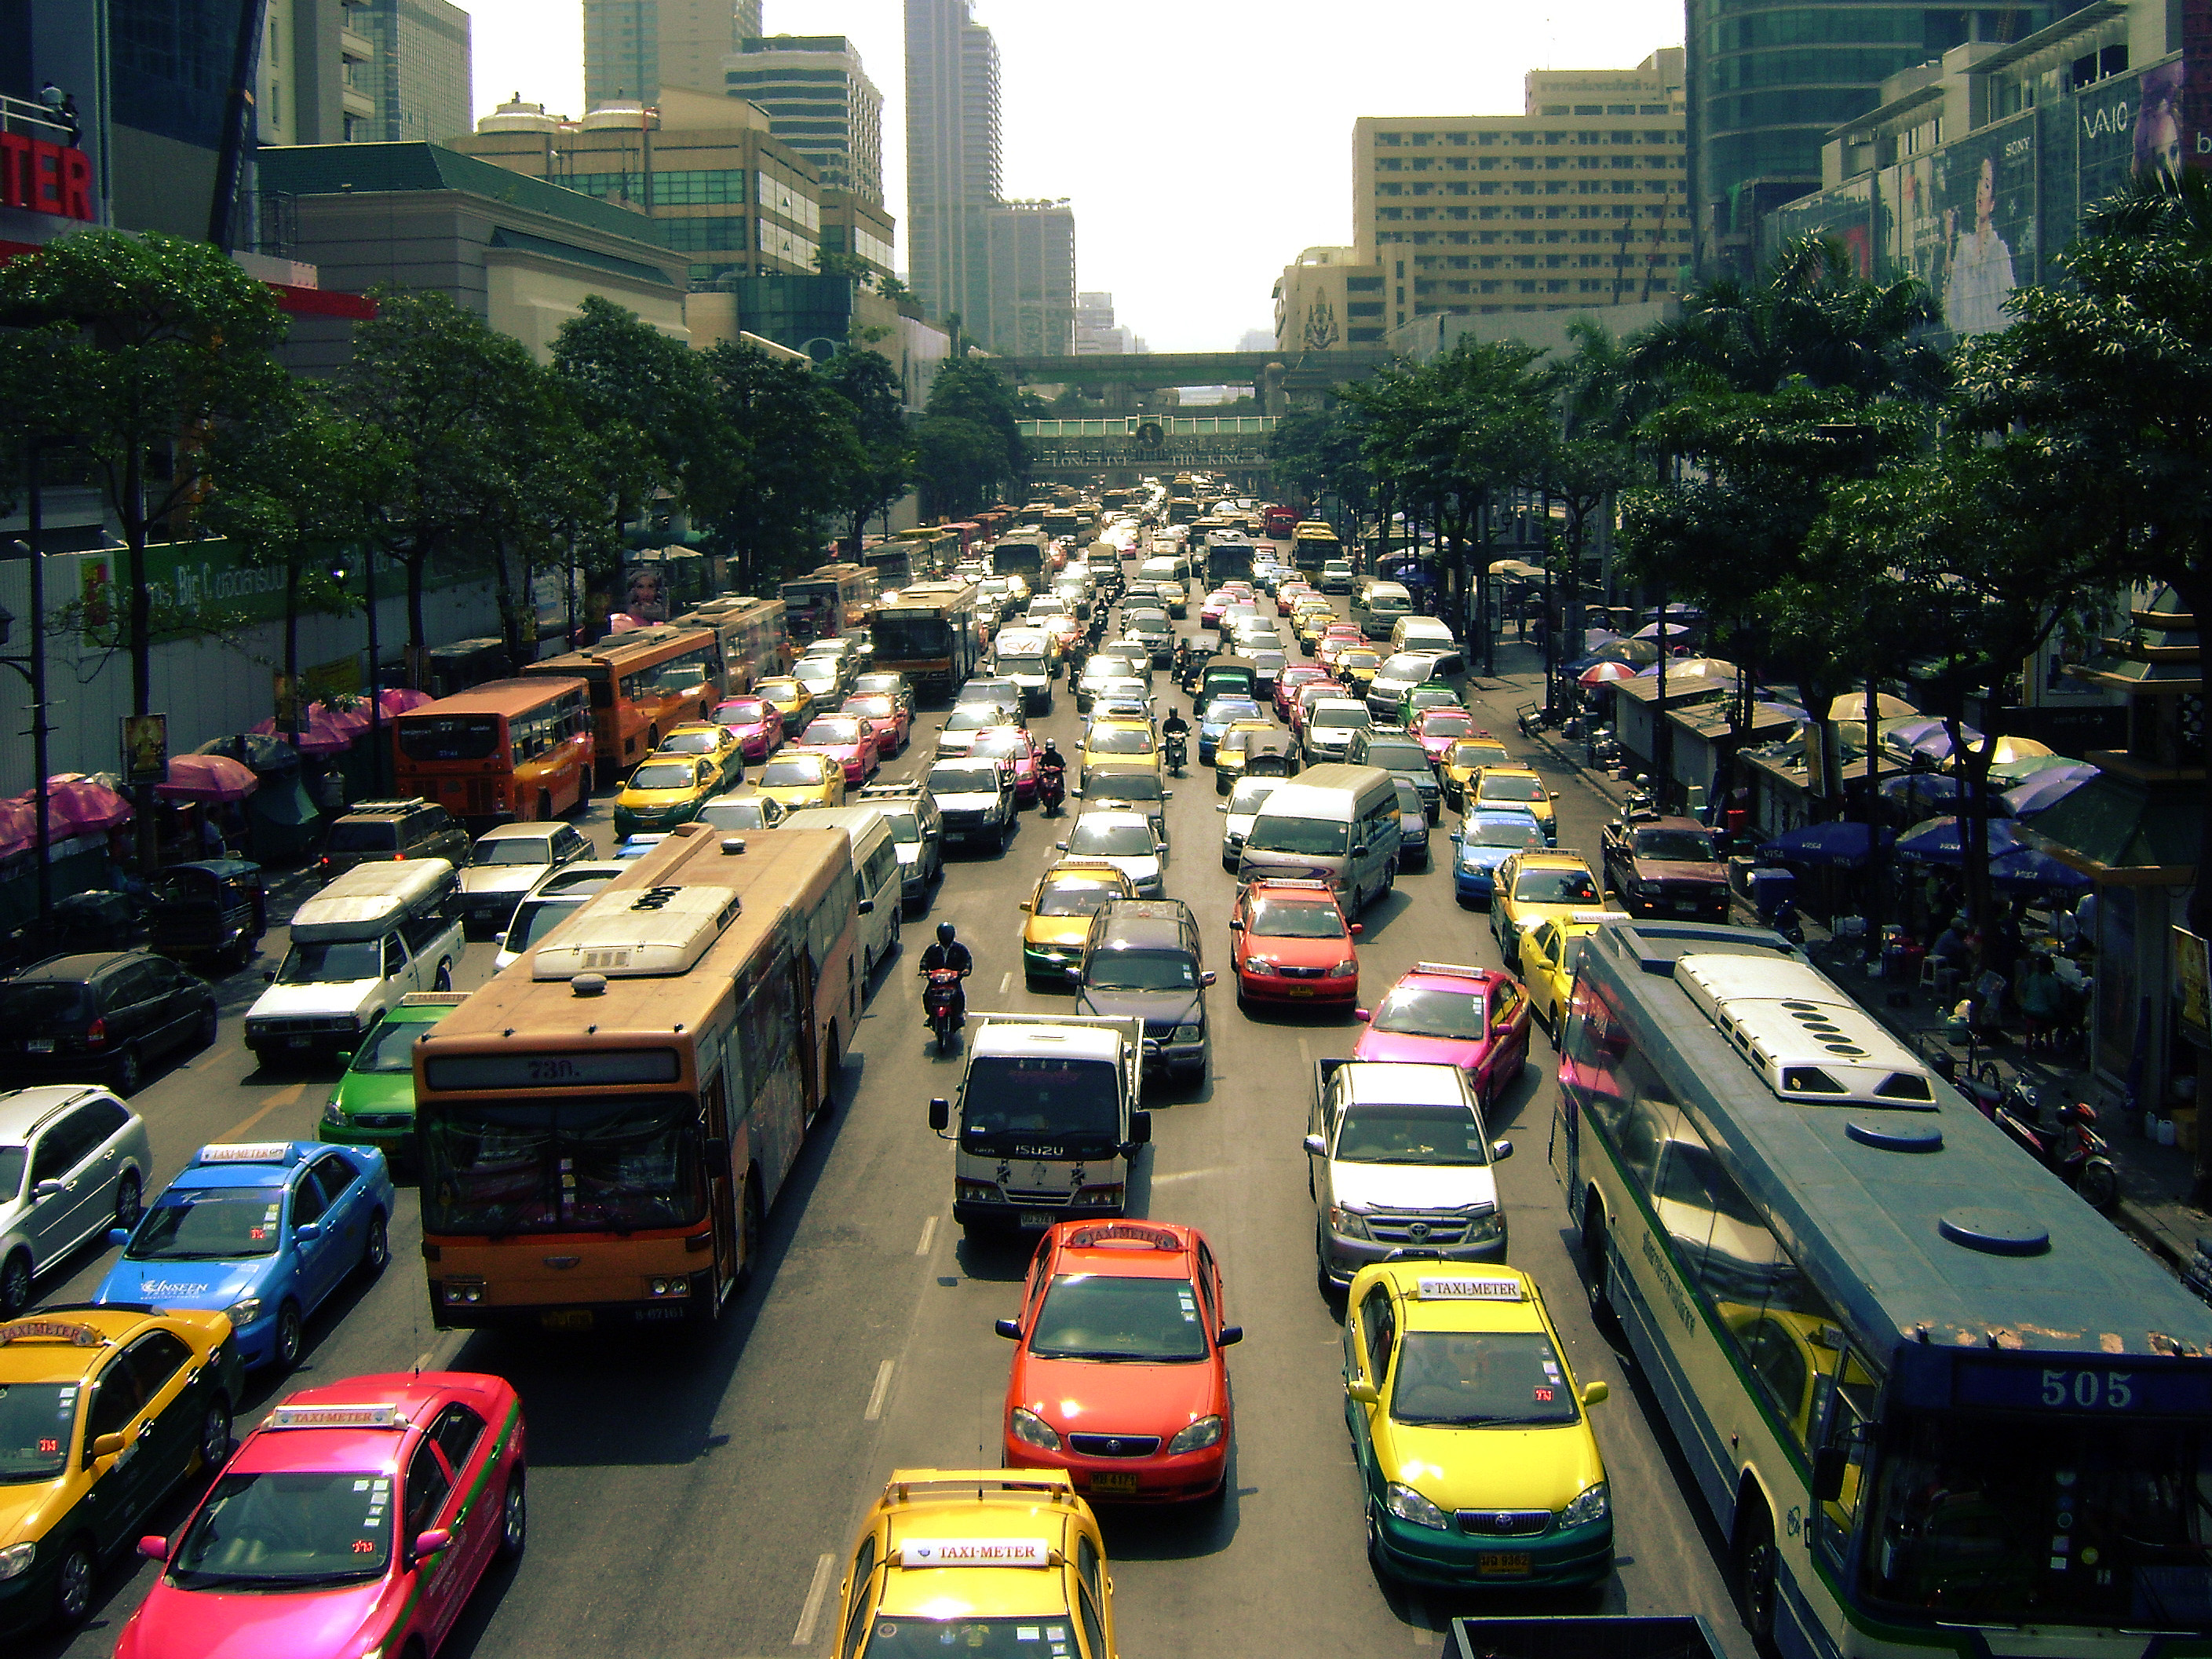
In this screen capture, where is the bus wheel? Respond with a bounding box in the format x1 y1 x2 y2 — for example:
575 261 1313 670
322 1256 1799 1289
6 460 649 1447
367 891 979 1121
1581 1207 1611 1317
1732 1497 1780 1651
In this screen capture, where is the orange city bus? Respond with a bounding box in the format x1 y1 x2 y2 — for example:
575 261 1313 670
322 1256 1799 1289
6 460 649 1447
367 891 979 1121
522 624 723 780
778 561 881 645
676 595 791 695
414 823 861 1331
392 678 594 824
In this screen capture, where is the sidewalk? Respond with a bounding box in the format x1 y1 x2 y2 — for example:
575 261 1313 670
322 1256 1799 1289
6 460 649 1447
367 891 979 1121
1465 636 2212 1305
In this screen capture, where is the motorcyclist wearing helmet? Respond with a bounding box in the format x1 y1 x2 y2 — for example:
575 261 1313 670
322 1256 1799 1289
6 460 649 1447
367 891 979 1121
1036 738 1067 795
920 922 974 1027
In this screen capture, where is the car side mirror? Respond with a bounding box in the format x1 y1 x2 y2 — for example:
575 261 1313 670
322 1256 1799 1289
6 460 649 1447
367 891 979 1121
995 1317 1022 1340
704 1137 730 1171
923 828 940 840
335 1051 354 1064
1352 1007 1371 1022
928 1097 950 1133
263 970 276 983
32 1179 64 1202
1550 791 1560 799
109 1226 131 1247
1054 841 1068 851
1163 791 1173 801
1580 1380 1610 1407
1017 901 1031 912
1201 970 1217 986
292 1222 323 1243
1349 923 1363 937
1812 1444 1850 1503
1349 842 1367 857
1303 1133 1327 1156
137 1534 170 1562
413 1529 452 1558
1126 1109 1152 1146
1345 1378 1380 1405
1215 803 1228 814
1228 917 1244 930
93 1432 126 1459
1493 1139 1515 1161
1217 1325 1243 1347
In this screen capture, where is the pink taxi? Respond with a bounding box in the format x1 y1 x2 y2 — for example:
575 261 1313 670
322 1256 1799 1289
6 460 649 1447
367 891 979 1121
1351 960 1533 1112
710 695 785 762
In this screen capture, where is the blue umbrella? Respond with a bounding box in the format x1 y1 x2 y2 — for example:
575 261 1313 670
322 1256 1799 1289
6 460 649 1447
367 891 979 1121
1990 845 2093 891
1882 773 1962 809
1895 815 2027 864
1758 820 1893 869
2000 766 2098 817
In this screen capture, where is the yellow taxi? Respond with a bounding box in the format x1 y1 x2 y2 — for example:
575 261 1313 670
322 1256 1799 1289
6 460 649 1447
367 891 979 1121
1019 861 1137 985
1334 647 1383 692
1079 718 1161 787
1440 737 1512 810
1489 849 1602 964
0 1306 246 1635
1212 718 1286 795
829 1469 1119 1659
1516 908 1619 1034
1342 1264 1612 1589
1292 601 1338 649
651 721 745 791
753 750 845 810
611 752 720 838
1469 764 1557 842
754 675 815 736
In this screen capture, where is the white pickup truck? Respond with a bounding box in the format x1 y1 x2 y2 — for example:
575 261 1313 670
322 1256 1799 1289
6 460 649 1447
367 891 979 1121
244 859 464 1063
929 1012 1147 1237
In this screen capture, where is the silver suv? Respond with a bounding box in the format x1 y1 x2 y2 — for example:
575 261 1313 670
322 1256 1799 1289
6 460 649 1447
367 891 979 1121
0 1086 154 1316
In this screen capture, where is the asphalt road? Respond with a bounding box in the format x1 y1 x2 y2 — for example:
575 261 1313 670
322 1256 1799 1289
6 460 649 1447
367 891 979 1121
23 546 1757 1659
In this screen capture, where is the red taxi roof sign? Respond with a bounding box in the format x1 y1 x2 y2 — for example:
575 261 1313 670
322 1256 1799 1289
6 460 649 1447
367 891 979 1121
1415 1276 1527 1302
266 1403 406 1430
195 1142 297 1164
896 1539 1051 1568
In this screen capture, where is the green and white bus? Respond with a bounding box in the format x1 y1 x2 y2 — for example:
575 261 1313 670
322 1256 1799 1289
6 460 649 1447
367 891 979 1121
1551 919 2212 1659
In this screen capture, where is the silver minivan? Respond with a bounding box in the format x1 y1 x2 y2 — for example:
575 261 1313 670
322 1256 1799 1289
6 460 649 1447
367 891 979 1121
1236 763 1402 914
803 806 906 982
1352 579 1414 639
0 1085 153 1316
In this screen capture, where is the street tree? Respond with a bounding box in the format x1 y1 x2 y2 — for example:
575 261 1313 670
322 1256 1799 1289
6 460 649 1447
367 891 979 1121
695 342 860 588
818 348 916 554
550 295 719 552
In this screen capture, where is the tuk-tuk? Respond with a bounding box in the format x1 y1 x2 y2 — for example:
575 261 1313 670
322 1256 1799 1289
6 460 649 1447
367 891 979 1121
1177 636 1221 693
147 858 267 970
1240 730 1298 780
1193 655 1257 712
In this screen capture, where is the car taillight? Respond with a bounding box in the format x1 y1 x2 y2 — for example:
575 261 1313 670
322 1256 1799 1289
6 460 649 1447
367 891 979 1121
84 1018 108 1051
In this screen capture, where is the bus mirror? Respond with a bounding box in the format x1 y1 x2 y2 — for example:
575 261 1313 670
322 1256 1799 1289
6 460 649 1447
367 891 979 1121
705 1138 730 1171
1812 1445 1849 1503
856 899 874 915
1126 1109 1152 1147
928 1098 950 1133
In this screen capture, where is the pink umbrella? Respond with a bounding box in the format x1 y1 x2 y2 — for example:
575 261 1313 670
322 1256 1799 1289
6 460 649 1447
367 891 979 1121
1579 660 1639 687
154 754 260 803
250 714 352 756
42 776 133 835
0 798 34 860
312 701 373 738
379 688 433 716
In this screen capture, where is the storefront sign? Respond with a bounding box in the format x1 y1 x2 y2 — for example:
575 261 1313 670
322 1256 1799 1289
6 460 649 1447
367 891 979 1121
0 134 96 221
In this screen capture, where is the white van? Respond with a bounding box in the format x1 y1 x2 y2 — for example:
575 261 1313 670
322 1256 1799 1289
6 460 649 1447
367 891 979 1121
1352 579 1414 640
1137 554 1182 590
244 859 463 1061
804 807 904 981
1390 616 1459 659
1236 764 1401 914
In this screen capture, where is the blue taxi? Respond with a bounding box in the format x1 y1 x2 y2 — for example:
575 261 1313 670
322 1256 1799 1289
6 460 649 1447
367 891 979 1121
93 1142 395 1372
1450 809 1546 908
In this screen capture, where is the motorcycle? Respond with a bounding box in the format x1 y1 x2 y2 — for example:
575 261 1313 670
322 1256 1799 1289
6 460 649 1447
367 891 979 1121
923 967 967 1054
1038 765 1067 817
2001 1091 2119 1210
1164 730 1188 777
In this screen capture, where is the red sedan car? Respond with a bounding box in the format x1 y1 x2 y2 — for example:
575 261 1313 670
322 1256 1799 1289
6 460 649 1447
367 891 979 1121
1228 877 1361 1007
1199 590 1234 627
1352 960 1534 1111
841 691 911 756
971 724 1043 804
794 714 881 784
116 1372 524 1659
998 1219 1240 1504
1275 663 1331 720
711 695 785 762
1411 706 1483 766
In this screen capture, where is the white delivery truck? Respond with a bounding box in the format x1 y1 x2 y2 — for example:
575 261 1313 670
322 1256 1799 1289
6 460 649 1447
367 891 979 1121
244 858 464 1062
928 1012 1147 1236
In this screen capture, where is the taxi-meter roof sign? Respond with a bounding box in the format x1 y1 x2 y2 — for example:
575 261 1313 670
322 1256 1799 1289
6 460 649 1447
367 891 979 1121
1416 1276 1525 1302
896 1539 1051 1568
195 1141 297 1164
266 1403 405 1430
0 1318 110 1347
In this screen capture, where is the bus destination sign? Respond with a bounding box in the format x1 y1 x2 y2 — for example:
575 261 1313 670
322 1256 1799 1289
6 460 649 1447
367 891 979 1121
1952 1358 2212 1415
424 1050 682 1091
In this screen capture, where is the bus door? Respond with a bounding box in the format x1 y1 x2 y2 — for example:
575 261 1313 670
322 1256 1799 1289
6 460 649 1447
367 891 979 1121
793 947 822 1116
701 1064 739 1303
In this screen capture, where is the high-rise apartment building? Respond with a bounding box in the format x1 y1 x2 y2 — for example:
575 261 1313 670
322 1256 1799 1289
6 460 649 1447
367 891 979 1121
1330 49 1688 341
724 35 884 204
1076 291 1134 354
985 199 1075 356
586 0 763 106
355 0 472 144
906 0 1000 335
1686 1 2048 272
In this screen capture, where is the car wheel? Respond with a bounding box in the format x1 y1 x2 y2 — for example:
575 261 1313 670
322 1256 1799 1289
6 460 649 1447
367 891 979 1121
496 1467 528 1562
434 961 453 992
195 1004 220 1049
274 1301 304 1370
111 1044 142 1097
112 1171 142 1234
198 1393 232 1469
361 1211 389 1276
49 1537 94 1631
0 1251 32 1318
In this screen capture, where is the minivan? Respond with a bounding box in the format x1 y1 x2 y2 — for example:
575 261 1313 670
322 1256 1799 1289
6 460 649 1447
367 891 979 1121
1352 579 1414 640
1389 616 1461 661
1236 763 1402 914
805 806 905 981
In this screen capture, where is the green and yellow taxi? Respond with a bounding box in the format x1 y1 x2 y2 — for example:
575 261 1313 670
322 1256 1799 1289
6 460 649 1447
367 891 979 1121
1292 600 1338 649
1019 861 1137 985
1342 1263 1612 1589
754 675 815 736
1515 909 1619 1035
1489 849 1602 964
1469 763 1557 841
318 990 466 1168
1440 737 1512 810
612 752 719 838
754 750 846 811
651 721 746 790
0 1306 245 1635
828 1468 1121 1659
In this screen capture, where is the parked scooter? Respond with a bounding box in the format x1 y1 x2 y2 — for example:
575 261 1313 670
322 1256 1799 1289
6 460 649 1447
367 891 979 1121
1995 1089 2119 1211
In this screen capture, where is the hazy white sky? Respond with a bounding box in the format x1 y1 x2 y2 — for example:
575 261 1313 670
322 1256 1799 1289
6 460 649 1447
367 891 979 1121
457 0 1685 352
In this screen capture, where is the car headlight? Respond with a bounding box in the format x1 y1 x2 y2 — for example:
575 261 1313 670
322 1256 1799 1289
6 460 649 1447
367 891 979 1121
1560 1480 1611 1529
1466 1211 1504 1245
1330 1206 1371 1241
1386 1481 1451 1530
223 1296 264 1328
1009 1408 1063 1452
322 1099 347 1127
1244 958 1277 977
1166 1415 1225 1455
0 1541 34 1580
1327 958 1358 979
1174 1022 1202 1043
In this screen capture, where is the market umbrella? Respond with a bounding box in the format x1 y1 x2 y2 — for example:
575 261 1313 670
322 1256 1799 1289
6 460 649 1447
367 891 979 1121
1633 620 1698 641
2000 766 2099 817
1985 751 2082 786
41 776 134 835
1634 656 1736 683
1579 660 1640 687
195 733 301 775
1990 845 2093 891
154 754 260 803
1583 628 1623 652
1830 691 1919 723
0 798 35 860
1750 696 1812 724
251 714 351 756
378 688 433 716
1882 773 1963 810
1962 734 2055 767
1908 725 1983 765
1878 716 1947 751
1592 638 1661 667
1895 815 2028 864
1757 820 1893 869
312 701 372 739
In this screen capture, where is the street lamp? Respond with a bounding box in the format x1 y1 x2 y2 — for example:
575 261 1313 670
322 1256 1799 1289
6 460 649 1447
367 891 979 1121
330 552 384 795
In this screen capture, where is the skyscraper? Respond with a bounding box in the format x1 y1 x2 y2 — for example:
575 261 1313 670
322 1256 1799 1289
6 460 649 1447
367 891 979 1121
987 199 1075 356
586 0 763 106
906 0 999 336
725 35 885 204
356 0 473 145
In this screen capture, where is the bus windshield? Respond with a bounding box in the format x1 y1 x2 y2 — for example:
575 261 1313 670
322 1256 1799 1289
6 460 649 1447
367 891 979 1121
420 1095 704 1235
1866 1412 2212 1625
874 616 953 659
397 716 501 763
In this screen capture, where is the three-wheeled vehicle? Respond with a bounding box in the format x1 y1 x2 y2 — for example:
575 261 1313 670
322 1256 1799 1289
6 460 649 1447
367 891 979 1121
146 857 267 970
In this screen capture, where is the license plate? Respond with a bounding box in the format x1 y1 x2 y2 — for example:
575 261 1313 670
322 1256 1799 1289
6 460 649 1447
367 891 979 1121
539 1310 593 1332
1288 987 1313 998
1674 900 1700 913
1020 1211 1057 1230
1477 1551 1533 1577
287 1036 312 1049
1089 1471 1141 1494
26 1038 53 1053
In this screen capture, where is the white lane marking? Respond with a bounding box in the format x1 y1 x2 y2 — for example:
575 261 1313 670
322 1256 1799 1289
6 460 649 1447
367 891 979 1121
1150 1167 1226 1183
915 1215 939 1255
863 1359 896 1421
1297 1036 1312 1068
791 1551 836 1646
411 1332 469 1374
998 970 1013 995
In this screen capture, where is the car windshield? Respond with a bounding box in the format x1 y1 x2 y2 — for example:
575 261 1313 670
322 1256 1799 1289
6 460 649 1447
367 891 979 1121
627 762 697 791
351 1018 425 1074
972 733 1028 760
1315 707 1370 728
998 654 1047 675
793 664 838 689
277 941 385 985
1390 1332 1579 1427
1069 822 1155 859
759 760 826 787
1247 897 1345 938
800 719 862 746
1481 774 1548 803
1334 1102 1491 1166
1247 816 1347 856
844 697 892 719
1637 828 1717 861
862 1620 1072 1657
469 837 553 867
697 799 776 831
1395 783 1426 817
1088 728 1152 755
1086 773 1163 806
959 1055 1122 1146
1364 742 1428 770
716 700 768 724
326 820 399 853
1029 1273 1209 1362
1466 819 1543 850
874 810 920 843
169 1471 393 1590
1515 868 1598 904
1372 984 1489 1040
0 1147 20 1203
1036 880 1120 918
1385 656 1438 682
1206 701 1261 726
506 896 583 952
1086 948 1193 991
945 707 1004 732
853 677 901 697
0 1382 76 1482
1226 780 1279 815
757 681 800 701
127 1189 281 1260
1422 714 1476 739
418 1095 703 1234
655 731 717 755
0 982 90 1025
931 766 1000 795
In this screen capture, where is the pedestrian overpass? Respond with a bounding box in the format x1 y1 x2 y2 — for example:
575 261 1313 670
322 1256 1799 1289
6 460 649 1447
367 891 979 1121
989 347 1395 405
1016 415 1280 487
